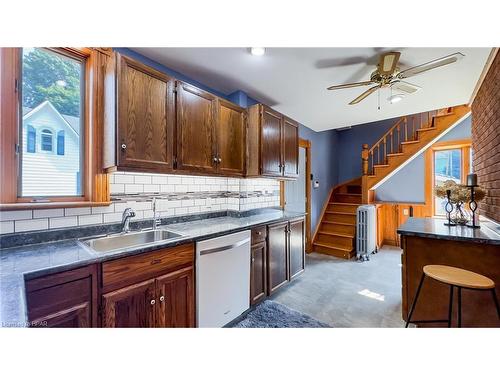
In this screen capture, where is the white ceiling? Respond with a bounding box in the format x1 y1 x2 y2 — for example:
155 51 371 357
132 48 491 131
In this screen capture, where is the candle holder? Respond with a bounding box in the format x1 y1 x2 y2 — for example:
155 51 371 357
444 189 456 227
467 184 481 229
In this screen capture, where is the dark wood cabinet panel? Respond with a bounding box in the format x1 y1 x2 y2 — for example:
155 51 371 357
217 100 246 176
25 265 98 328
102 279 156 328
176 82 217 173
267 221 289 294
282 117 299 178
250 242 267 305
260 106 283 177
156 266 195 328
116 54 175 172
289 219 305 280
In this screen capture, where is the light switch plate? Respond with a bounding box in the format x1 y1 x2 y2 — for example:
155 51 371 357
403 208 409 216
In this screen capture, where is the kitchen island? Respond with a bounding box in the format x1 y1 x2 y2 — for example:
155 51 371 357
398 217 500 327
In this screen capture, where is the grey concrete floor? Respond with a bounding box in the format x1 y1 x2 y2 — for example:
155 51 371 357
271 246 406 327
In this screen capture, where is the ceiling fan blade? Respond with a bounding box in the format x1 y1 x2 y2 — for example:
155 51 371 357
327 80 374 90
398 52 464 79
391 80 421 94
349 85 380 105
377 52 401 75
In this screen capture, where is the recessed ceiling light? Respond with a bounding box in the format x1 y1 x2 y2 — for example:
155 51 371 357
250 47 265 56
388 94 404 104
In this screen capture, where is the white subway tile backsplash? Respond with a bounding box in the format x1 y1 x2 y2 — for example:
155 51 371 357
15 218 48 232
33 209 65 219
125 184 144 194
50 216 78 229
110 184 125 194
0 210 32 221
64 207 91 216
152 175 168 185
103 212 123 223
143 184 160 193
0 221 14 234
114 174 135 184
134 175 152 184
78 214 103 226
174 207 188 215
91 205 115 214
168 176 182 185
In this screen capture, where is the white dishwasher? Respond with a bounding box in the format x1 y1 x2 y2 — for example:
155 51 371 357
196 230 251 327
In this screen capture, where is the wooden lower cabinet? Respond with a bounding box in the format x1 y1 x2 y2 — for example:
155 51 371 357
156 266 195 328
267 218 305 295
289 219 305 280
267 221 289 294
25 265 98 328
250 241 267 305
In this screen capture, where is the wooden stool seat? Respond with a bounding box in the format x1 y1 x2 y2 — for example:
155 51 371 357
423 265 495 290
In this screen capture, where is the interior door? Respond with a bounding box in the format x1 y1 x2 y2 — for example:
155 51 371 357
117 54 175 172
217 100 246 176
267 222 289 294
288 219 305 280
260 106 283 177
156 266 195 328
176 82 217 173
282 117 299 178
284 147 306 212
102 279 156 328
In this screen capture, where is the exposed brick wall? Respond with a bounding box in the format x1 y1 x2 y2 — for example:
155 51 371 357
471 51 500 222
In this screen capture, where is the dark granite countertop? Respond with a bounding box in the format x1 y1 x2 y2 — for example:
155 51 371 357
0 209 305 326
397 217 500 245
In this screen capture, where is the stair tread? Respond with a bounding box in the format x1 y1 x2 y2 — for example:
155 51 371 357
373 164 390 168
318 230 354 238
416 127 436 132
387 152 404 157
314 241 353 251
322 220 356 226
325 211 356 215
334 193 362 196
328 202 360 206
401 140 419 145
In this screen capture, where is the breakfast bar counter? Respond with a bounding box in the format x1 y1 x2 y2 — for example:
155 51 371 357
397 217 500 327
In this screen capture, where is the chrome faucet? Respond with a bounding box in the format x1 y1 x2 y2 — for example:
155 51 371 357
152 197 161 230
121 208 136 233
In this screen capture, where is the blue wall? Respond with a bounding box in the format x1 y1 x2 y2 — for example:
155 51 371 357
336 118 397 183
374 115 471 202
299 125 339 231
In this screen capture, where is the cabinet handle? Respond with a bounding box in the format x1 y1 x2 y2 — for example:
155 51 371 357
213 156 218 163
121 143 127 151
257 231 262 236
150 299 156 305
159 296 165 302
218 157 222 163
251 257 255 263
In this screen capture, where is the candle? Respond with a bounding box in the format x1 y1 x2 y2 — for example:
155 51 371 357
467 173 477 187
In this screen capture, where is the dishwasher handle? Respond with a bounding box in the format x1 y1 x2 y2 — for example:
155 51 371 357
199 237 250 256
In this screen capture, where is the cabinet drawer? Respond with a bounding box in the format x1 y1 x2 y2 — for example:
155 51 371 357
251 226 267 244
102 243 194 291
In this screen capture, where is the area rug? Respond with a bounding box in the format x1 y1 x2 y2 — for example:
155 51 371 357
229 300 331 328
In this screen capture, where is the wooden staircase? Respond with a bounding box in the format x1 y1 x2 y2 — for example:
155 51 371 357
312 178 362 259
361 104 471 203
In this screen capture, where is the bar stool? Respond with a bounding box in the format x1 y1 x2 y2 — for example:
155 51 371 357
405 265 500 328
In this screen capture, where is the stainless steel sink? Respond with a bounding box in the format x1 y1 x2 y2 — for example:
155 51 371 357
81 229 186 253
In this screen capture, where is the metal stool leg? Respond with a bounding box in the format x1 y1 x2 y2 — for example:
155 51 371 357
491 289 500 319
405 273 426 328
457 287 462 328
448 285 454 328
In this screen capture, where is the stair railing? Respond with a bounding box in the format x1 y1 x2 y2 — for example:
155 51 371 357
361 108 450 176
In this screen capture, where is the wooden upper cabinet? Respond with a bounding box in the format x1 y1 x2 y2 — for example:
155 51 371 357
246 104 299 179
216 99 246 176
176 82 217 173
260 106 283 177
282 117 299 178
116 53 175 172
102 279 156 328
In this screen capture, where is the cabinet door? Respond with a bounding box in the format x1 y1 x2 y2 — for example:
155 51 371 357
267 222 289 294
102 279 156 328
250 242 267 305
217 100 246 176
156 266 195 328
260 106 283 177
26 265 97 328
289 219 305 280
117 54 175 172
282 117 299 178
176 82 217 173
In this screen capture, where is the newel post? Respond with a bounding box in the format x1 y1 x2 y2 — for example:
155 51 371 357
362 144 369 176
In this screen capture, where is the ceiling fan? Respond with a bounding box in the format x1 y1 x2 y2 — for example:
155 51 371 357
326 51 465 105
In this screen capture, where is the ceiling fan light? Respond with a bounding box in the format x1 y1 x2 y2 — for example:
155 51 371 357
250 47 265 56
388 94 404 104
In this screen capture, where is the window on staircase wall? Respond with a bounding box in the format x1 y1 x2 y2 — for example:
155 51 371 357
426 139 472 217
